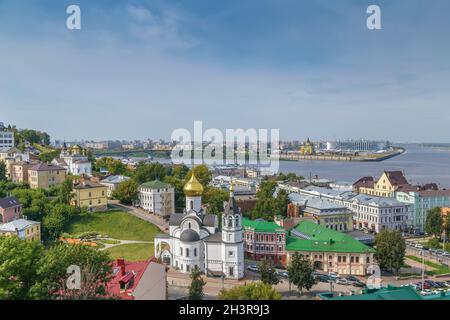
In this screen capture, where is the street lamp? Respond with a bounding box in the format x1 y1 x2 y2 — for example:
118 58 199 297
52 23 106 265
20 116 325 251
421 249 425 292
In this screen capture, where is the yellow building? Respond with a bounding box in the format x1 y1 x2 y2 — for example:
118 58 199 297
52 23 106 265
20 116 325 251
300 138 315 155
358 171 410 198
28 163 67 189
72 178 108 212
0 219 41 241
10 162 34 184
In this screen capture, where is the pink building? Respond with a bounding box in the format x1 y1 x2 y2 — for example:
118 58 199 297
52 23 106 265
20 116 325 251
0 197 22 223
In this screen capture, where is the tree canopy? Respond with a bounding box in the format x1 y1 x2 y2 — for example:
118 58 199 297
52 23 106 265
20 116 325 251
287 252 316 294
374 229 405 274
425 207 444 238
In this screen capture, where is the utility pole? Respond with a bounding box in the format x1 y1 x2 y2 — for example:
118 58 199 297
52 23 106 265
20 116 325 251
421 249 425 292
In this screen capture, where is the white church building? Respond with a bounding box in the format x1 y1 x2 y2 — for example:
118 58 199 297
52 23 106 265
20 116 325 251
154 172 244 279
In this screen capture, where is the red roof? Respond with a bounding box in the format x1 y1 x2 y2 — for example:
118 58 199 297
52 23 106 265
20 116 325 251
107 259 152 300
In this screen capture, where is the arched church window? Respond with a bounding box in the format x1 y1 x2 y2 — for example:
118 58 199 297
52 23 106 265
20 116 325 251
188 222 191 229
194 248 197 257
235 216 239 227
190 200 194 210
228 216 233 228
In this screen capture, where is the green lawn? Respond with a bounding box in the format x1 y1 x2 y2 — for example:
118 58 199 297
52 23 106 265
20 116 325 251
65 210 160 241
406 255 450 275
106 243 155 261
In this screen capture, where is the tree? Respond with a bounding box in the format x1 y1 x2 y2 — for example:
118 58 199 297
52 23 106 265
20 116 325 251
0 237 44 300
287 252 316 294
374 230 405 274
94 157 127 175
203 187 229 215
188 266 206 300
31 243 113 300
251 181 289 220
56 178 74 205
218 282 281 300
425 207 443 238
258 258 280 286
0 161 7 181
112 179 139 205
163 175 185 212
134 162 166 184
42 204 76 240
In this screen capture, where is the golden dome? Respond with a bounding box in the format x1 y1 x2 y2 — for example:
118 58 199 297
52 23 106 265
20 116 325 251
184 172 204 197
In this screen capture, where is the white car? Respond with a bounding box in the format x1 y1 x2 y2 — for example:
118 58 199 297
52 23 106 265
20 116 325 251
247 265 259 272
415 244 424 249
335 278 350 285
328 272 339 279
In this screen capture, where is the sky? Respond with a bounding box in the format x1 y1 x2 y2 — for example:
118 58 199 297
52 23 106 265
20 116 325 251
0 0 449 142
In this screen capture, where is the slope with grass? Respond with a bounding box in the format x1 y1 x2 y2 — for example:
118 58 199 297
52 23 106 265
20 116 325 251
65 210 160 241
106 243 155 261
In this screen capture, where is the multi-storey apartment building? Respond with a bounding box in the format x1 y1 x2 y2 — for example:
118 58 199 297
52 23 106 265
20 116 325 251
396 190 450 232
139 180 175 217
0 122 14 150
298 186 410 233
72 178 108 212
28 163 67 189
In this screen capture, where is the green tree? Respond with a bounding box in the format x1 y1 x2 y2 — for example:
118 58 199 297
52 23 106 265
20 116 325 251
203 187 229 215
0 161 7 181
31 243 113 300
287 252 316 294
425 207 444 238
258 258 280 286
218 282 281 300
56 178 74 205
112 179 139 205
374 230 405 274
134 162 166 184
188 266 206 300
95 157 128 175
0 237 44 300
251 181 289 220
42 204 76 240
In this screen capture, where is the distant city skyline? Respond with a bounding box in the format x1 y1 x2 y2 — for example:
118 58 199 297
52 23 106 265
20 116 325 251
1 0 450 142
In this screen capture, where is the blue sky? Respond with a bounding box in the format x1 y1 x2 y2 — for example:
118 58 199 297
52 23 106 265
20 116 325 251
1 0 449 142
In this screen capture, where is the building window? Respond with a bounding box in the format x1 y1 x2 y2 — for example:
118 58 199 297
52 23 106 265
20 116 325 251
180 248 183 256
186 248 190 257
186 265 190 272
229 267 234 276
194 248 197 257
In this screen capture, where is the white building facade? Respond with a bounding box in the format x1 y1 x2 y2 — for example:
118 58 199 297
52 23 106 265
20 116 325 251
139 180 175 216
298 186 410 233
0 123 14 150
154 173 244 279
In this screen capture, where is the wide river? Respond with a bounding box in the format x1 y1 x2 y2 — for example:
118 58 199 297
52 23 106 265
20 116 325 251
137 144 450 188
279 144 450 188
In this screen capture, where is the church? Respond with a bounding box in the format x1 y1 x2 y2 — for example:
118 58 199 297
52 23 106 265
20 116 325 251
154 172 244 279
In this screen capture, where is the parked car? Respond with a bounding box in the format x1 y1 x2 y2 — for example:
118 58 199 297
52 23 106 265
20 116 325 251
278 271 289 279
316 274 331 283
247 265 259 272
328 272 339 279
335 278 350 285
352 281 366 288
415 244 424 249
175 296 187 300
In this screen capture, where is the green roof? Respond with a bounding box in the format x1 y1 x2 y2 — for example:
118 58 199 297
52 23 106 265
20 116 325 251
242 218 285 233
320 285 432 300
285 220 374 254
140 180 171 189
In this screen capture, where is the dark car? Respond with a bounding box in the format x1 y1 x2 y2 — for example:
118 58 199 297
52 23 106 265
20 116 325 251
352 281 366 288
316 275 331 283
